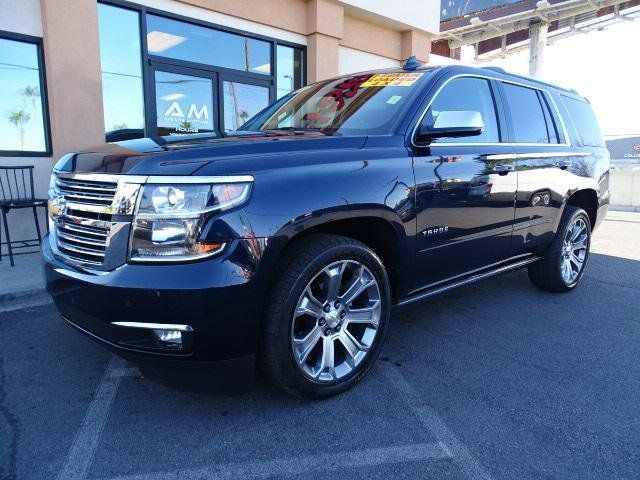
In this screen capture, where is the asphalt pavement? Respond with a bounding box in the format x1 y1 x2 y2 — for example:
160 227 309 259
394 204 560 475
0 211 639 480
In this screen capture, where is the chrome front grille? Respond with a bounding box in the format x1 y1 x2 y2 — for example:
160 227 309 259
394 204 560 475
56 220 109 264
50 172 145 270
54 177 117 207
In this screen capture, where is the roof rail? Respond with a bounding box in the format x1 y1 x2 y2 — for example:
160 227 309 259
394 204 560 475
482 66 507 74
480 66 579 96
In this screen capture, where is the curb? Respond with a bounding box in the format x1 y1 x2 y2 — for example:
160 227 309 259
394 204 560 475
0 287 51 313
609 205 640 213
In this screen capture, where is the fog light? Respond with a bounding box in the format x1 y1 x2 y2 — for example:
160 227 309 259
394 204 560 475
153 329 183 347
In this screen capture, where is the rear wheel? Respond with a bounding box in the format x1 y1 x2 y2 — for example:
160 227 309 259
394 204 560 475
262 234 391 398
528 205 591 292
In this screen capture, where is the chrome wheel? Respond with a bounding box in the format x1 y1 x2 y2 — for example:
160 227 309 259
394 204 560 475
291 260 382 383
560 217 588 285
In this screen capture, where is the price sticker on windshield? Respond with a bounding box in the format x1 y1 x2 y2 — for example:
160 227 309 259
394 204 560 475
361 72 423 87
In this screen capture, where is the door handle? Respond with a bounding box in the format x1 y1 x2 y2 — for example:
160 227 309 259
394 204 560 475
492 165 514 175
555 159 572 170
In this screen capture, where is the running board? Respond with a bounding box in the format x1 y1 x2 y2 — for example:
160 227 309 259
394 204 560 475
394 256 541 308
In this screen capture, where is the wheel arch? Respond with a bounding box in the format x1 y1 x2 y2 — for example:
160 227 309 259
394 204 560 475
260 208 412 304
565 188 598 230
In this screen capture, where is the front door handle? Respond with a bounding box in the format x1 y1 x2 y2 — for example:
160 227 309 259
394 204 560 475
555 159 572 170
492 165 514 175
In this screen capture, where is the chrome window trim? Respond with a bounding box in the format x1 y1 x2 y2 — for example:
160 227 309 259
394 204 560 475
410 73 572 149
485 151 589 161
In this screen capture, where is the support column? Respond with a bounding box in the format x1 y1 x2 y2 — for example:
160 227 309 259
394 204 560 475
306 0 343 82
529 21 549 78
401 30 432 63
40 0 105 159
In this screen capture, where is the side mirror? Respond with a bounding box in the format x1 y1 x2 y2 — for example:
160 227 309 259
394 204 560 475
416 110 484 143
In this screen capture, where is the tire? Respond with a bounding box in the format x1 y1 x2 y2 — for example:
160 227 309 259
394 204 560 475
528 205 592 293
262 234 391 398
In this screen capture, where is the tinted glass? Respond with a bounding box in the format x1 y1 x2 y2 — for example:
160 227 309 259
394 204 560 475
276 45 303 99
0 37 48 153
561 96 605 147
147 15 271 75
223 81 270 131
154 71 214 136
243 72 429 135
98 4 145 141
422 77 499 143
502 83 550 143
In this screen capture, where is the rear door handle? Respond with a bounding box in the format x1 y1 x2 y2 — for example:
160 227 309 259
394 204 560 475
555 159 572 170
492 165 515 175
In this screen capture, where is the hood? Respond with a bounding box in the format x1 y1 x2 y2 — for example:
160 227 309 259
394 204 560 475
55 131 367 176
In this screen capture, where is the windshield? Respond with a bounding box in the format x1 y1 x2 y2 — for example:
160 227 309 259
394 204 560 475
241 71 430 135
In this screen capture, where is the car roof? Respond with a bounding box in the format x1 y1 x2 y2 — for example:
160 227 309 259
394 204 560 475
348 64 583 100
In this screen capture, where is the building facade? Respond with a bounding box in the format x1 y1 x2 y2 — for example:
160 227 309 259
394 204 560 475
0 0 439 242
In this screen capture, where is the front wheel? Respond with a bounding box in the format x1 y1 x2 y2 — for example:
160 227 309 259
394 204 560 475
262 234 391 398
528 205 591 292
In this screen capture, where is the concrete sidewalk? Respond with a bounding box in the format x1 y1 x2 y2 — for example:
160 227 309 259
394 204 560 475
0 251 48 311
0 210 637 311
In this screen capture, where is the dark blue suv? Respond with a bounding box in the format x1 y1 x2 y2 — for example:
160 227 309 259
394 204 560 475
44 63 610 397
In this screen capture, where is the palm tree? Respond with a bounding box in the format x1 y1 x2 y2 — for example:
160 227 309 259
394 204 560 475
8 110 31 150
21 86 40 110
238 110 249 125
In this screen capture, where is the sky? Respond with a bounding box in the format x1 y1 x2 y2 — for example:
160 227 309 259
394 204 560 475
478 20 640 138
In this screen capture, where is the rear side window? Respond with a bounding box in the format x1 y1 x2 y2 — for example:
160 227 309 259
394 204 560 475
561 96 605 147
422 77 500 143
501 83 555 144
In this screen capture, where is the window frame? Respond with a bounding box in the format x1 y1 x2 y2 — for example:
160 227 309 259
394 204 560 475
419 76 503 145
98 0 306 138
411 73 572 148
559 94 605 148
496 79 570 147
499 80 562 145
0 30 52 157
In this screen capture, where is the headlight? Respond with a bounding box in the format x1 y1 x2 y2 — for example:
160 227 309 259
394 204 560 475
130 180 252 262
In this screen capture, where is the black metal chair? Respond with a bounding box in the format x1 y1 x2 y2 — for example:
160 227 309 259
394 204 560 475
0 166 49 266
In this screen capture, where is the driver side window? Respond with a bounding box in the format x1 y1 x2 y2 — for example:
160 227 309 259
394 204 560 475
422 77 500 143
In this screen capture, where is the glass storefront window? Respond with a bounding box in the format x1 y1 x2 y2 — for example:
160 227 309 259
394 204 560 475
155 71 215 136
223 81 270 131
146 15 272 75
98 3 145 142
0 36 48 154
276 45 303 99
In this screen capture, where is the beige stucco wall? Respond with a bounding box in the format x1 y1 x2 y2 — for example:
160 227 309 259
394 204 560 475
177 0 308 35
40 0 105 160
0 0 42 36
341 15 402 63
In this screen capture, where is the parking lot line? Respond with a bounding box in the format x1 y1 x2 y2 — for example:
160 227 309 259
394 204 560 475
56 355 134 480
382 364 495 480
98 441 450 480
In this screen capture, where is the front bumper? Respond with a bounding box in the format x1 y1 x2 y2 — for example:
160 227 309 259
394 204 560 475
43 234 267 364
